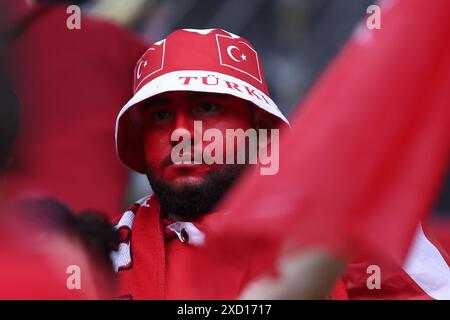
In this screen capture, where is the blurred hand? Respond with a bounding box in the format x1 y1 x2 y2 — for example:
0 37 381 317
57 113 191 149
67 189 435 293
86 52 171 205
239 249 346 300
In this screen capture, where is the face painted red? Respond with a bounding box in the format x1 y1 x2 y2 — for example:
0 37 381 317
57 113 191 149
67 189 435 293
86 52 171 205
142 91 254 186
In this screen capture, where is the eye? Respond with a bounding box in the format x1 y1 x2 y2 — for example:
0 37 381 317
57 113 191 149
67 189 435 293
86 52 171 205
151 109 173 123
193 103 222 115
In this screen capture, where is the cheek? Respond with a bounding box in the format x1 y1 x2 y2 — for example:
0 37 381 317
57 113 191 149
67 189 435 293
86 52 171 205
203 109 254 132
143 130 172 171
202 116 254 157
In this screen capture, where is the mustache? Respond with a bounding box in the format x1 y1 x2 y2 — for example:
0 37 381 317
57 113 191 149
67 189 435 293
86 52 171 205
159 148 204 170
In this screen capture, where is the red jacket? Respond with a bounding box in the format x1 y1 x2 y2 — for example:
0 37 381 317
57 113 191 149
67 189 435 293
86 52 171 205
111 196 449 299
3 2 148 217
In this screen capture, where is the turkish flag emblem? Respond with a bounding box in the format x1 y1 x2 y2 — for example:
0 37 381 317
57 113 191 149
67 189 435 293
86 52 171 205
134 39 166 92
216 34 262 83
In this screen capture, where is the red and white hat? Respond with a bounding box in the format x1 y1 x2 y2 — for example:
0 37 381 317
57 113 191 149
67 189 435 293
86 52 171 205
115 28 289 173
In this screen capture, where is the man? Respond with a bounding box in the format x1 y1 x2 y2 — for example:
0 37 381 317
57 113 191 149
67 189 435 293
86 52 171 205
111 28 449 300
111 28 290 299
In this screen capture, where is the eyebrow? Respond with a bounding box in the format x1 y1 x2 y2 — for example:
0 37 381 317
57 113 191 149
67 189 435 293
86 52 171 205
145 92 228 107
184 92 223 100
143 97 170 108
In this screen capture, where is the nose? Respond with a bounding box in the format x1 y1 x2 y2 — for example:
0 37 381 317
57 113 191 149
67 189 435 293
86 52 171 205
170 111 195 147
174 110 194 132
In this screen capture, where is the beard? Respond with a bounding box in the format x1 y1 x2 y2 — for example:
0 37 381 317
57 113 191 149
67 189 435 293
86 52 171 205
145 164 247 221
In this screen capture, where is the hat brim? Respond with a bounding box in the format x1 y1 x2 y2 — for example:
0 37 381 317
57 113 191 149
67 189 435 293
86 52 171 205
115 70 289 173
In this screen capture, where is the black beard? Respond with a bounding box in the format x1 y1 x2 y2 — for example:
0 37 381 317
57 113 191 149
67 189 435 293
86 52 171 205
146 164 247 221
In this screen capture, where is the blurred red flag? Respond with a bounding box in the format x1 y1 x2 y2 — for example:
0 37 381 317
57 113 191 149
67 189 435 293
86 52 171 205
2 2 148 217
201 0 450 284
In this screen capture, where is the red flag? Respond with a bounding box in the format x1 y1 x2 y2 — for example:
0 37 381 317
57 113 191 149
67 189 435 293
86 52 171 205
201 0 450 290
